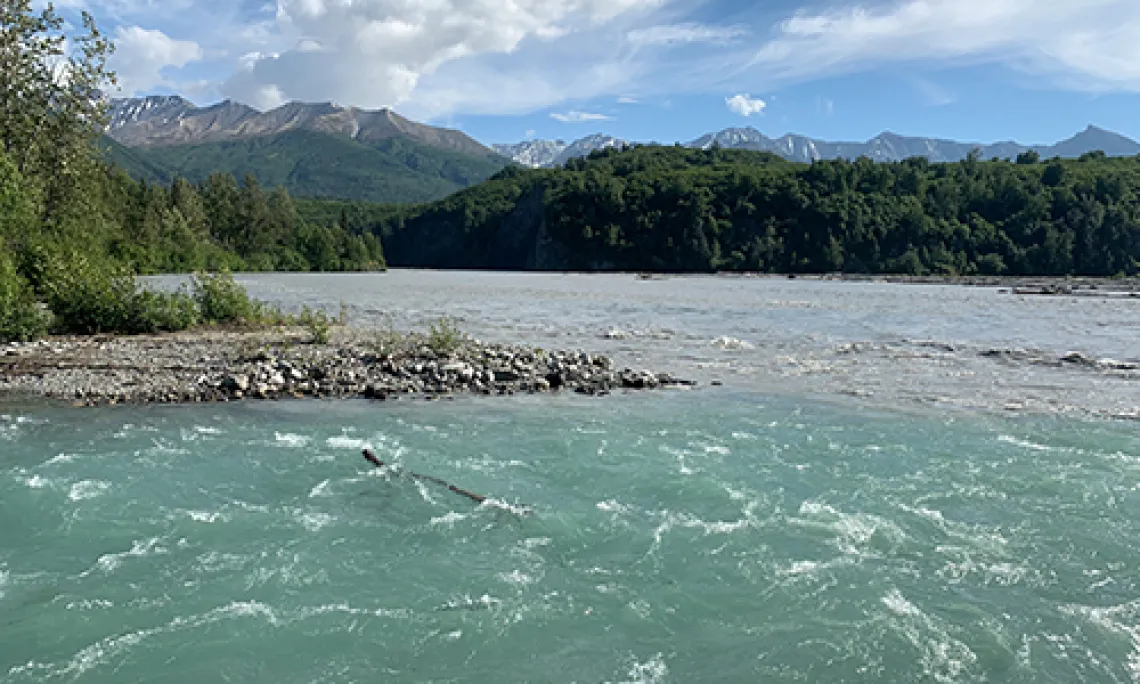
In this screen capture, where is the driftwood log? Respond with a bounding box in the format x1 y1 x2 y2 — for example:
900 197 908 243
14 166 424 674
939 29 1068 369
362 448 487 505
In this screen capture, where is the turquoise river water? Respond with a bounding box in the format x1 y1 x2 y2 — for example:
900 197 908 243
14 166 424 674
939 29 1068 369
2 272 1139 682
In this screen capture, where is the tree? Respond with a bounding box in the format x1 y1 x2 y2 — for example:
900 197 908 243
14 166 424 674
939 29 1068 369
0 1 115 228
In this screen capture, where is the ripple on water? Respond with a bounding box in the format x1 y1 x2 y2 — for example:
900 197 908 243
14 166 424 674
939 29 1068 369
880 588 979 683
275 432 311 448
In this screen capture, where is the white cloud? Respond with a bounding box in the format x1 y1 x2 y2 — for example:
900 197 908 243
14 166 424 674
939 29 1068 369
111 26 202 95
221 0 667 112
627 22 745 47
750 0 1140 91
726 93 766 116
551 110 613 123
617 95 640 104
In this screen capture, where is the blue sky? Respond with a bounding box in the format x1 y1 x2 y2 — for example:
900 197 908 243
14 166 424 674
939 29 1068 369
55 0 1140 145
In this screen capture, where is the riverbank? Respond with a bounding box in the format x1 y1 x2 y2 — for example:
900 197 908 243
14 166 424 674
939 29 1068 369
0 328 696 407
717 272 1140 297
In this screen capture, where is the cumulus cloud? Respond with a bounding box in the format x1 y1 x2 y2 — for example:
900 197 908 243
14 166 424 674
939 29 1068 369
221 0 666 112
551 110 613 123
726 93 766 116
111 26 202 95
750 0 1140 91
627 22 746 46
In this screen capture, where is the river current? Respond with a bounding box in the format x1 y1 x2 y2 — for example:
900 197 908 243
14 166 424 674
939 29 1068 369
2 272 1138 682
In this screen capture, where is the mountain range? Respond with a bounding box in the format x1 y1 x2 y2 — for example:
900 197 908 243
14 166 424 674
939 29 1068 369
493 125 1140 168
105 96 1140 205
103 96 508 204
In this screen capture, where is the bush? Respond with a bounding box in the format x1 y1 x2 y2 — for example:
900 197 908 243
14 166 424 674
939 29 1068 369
298 305 332 344
41 250 199 335
0 252 50 343
129 288 200 333
426 316 466 355
192 271 259 324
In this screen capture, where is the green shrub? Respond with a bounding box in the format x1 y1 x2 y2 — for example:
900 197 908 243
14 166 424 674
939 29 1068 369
129 288 200 333
298 305 332 344
192 271 258 324
42 252 139 334
0 252 50 342
41 250 199 335
426 316 465 355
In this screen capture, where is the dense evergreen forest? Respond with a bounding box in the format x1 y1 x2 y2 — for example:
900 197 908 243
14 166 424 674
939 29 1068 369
372 145 1140 276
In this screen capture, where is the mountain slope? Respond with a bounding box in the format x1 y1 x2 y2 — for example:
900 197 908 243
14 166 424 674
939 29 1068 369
1046 126 1140 158
107 129 508 204
108 96 489 156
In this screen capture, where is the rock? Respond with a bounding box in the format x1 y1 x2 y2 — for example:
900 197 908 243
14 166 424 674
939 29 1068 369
494 369 522 382
224 374 250 392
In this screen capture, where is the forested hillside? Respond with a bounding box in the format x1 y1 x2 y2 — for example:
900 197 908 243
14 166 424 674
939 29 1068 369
99 129 509 204
370 146 1140 276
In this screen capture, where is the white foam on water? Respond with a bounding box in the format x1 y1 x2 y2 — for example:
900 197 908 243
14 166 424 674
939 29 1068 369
997 435 1065 452
1062 599 1140 677
43 452 79 466
782 560 820 576
145 438 189 456
441 594 503 611
68 480 110 502
898 503 946 525
497 569 535 586
597 499 632 514
24 474 52 489
326 435 370 450
618 653 669 684
412 479 439 504
882 588 923 617
430 511 467 527
65 599 115 611
186 509 225 524
90 537 168 574
683 516 752 535
711 336 754 350
880 588 979 683
276 432 311 448
793 500 907 555
194 426 223 435
296 510 335 532
8 595 422 679
480 498 533 516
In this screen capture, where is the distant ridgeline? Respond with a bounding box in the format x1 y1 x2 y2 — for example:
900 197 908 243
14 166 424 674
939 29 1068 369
101 97 510 205
351 145 1140 276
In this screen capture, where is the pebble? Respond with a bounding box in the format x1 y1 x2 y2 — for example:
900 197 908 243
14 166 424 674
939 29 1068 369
0 329 697 407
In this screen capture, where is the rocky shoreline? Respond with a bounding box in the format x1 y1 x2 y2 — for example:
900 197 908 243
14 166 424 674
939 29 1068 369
0 328 696 407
